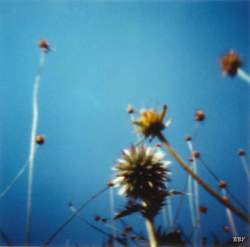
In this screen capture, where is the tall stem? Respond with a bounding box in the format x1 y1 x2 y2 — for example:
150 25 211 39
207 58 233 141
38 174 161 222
157 132 250 224
145 217 158 247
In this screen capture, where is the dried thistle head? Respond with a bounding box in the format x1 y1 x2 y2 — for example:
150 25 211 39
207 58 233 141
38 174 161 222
112 145 170 201
220 50 241 76
133 105 168 138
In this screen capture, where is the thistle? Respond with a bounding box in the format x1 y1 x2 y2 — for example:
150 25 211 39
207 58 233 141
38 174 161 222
130 105 250 224
112 145 171 247
133 105 168 138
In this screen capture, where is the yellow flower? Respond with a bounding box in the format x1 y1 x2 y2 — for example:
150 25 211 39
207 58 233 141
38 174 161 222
133 105 169 138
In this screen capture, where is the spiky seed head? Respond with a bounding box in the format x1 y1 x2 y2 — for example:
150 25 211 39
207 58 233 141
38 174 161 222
112 145 170 201
133 105 167 138
220 50 241 76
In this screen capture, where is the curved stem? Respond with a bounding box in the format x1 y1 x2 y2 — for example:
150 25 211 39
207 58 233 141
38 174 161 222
157 132 250 224
25 51 45 246
145 217 158 247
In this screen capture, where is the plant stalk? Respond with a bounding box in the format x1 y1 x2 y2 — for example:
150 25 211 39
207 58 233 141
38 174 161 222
145 217 158 247
157 132 250 224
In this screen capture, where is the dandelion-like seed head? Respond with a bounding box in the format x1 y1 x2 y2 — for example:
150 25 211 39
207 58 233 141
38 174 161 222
113 145 170 201
220 50 241 76
133 105 168 138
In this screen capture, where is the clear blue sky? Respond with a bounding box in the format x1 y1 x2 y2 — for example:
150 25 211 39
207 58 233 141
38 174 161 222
0 1 249 246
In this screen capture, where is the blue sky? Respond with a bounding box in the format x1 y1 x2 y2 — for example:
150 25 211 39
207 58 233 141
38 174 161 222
0 1 249 246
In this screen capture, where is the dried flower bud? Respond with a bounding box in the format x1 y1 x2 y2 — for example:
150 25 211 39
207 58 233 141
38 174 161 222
94 215 101 221
192 151 200 159
195 110 205 122
185 135 192 142
223 225 230 233
127 105 134 114
218 180 227 189
238 149 245 156
220 51 241 76
102 218 107 223
38 39 50 52
189 157 194 163
35 135 45 145
107 180 114 187
199 205 208 214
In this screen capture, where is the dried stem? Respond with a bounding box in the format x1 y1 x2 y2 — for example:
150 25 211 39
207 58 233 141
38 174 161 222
157 132 250 224
145 217 158 247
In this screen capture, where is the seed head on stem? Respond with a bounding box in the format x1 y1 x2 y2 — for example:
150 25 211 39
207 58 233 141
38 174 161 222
220 50 241 77
38 39 51 53
133 105 168 138
130 104 250 224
